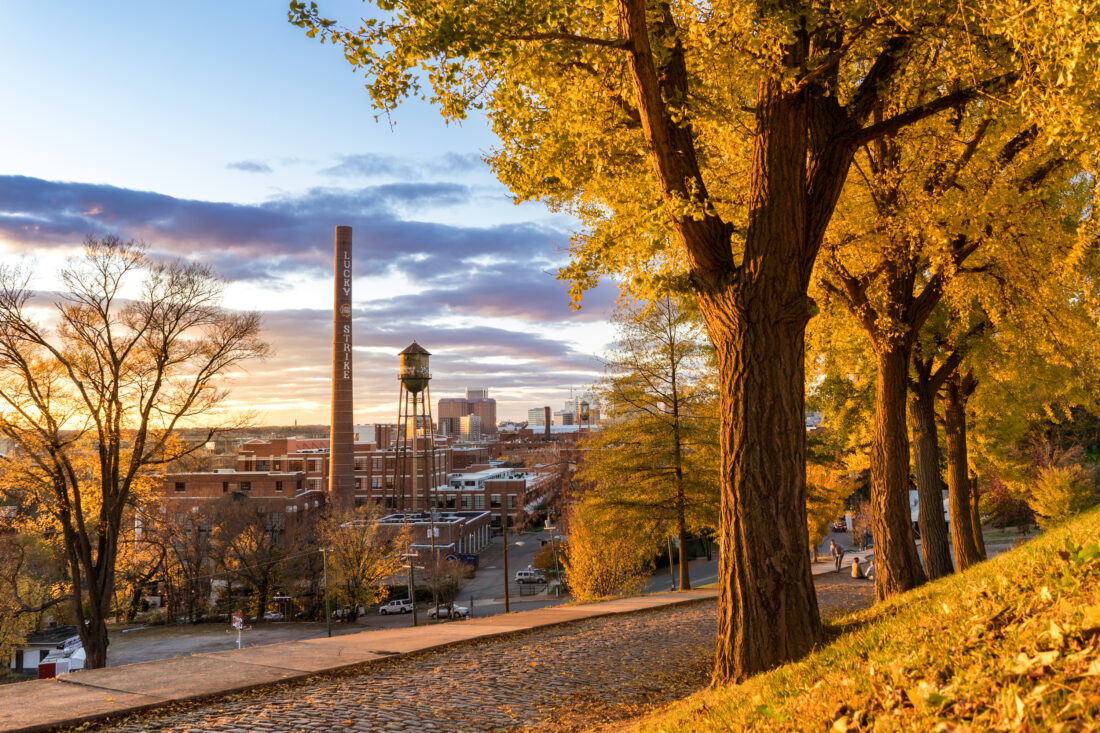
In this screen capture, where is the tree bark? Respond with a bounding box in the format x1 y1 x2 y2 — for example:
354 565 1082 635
702 284 822 681
942 375 983 570
909 387 954 578
870 347 927 599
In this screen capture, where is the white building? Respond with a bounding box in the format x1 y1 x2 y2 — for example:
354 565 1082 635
10 626 84 677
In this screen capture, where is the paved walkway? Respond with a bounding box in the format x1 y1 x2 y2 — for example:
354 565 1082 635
0 591 715 733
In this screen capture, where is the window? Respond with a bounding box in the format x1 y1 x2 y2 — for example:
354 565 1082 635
296 479 303 491
222 481 229 493
490 494 501 508
355 457 367 471
372 457 382 471
173 482 185 492
275 481 283 492
507 494 515 508
474 495 485 509
461 495 471 509
240 481 251 491
256 460 270 471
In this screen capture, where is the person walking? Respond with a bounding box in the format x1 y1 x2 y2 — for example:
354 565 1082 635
829 539 845 573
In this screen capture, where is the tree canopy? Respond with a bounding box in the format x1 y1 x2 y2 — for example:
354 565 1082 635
292 0 1100 681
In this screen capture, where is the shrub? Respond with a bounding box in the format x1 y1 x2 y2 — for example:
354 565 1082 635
562 509 652 602
1028 464 1099 528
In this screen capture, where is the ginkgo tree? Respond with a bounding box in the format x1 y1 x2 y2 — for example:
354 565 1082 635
292 0 1100 680
814 94 1088 590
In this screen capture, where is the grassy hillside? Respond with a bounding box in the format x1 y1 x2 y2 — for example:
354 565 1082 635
633 508 1100 731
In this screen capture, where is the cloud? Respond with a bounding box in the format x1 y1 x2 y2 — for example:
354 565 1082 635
226 160 273 174
0 174 615 422
320 152 485 180
237 306 604 422
0 175 560 284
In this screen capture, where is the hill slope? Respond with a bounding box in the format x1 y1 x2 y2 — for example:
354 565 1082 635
633 508 1100 731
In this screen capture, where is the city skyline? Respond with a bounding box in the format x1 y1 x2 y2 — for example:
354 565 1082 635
0 2 617 424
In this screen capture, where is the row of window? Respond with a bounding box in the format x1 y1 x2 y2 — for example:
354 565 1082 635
173 479 304 493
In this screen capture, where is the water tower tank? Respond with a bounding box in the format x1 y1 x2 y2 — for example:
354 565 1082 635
399 341 431 394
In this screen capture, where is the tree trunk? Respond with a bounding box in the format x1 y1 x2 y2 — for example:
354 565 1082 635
909 388 954 578
970 472 987 560
64 530 117 669
702 285 822 683
942 377 983 570
677 522 691 591
869 347 927 599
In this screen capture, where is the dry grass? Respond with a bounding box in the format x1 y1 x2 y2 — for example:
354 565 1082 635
628 507 1100 732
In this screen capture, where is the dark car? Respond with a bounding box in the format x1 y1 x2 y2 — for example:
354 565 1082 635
832 520 847 532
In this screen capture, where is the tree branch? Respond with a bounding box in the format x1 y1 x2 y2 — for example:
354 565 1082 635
848 73 1018 148
508 32 629 50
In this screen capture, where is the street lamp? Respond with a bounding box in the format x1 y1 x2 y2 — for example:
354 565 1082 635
544 517 562 597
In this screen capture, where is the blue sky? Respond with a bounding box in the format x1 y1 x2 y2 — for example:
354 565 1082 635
0 2 615 424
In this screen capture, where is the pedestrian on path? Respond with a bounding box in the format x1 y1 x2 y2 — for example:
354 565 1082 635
829 539 845 573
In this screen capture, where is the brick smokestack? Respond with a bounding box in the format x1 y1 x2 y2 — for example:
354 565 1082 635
330 226 354 507
544 406 551 437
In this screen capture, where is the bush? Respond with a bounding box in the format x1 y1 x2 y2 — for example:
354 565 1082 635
1028 464 1099 528
980 476 1034 528
562 509 652 602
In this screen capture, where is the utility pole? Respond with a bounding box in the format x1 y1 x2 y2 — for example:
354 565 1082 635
323 547 332 638
502 520 510 613
666 534 676 591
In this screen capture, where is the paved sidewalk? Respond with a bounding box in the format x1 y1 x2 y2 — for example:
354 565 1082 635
0 590 715 733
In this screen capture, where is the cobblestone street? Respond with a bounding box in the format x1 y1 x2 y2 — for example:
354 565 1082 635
80 575 874 733
95 602 717 733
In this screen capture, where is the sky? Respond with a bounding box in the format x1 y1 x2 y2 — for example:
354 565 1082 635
0 2 618 425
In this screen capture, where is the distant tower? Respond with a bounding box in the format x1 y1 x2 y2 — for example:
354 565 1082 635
329 226 354 507
393 342 439 513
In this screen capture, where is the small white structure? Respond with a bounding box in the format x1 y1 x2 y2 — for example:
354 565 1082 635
909 489 950 524
10 625 85 677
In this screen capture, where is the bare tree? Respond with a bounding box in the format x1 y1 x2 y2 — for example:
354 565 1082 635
210 496 286 622
0 237 269 667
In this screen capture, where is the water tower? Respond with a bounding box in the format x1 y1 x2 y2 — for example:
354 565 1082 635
392 342 439 513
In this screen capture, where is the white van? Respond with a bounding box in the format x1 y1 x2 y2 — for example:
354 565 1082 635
515 569 547 584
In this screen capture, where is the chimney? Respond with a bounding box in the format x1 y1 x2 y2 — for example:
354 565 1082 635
330 226 354 507
544 406 551 437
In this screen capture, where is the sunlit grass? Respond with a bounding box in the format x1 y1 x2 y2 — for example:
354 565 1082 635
630 507 1100 731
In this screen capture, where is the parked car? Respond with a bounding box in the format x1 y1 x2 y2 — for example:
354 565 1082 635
832 520 847 532
379 599 414 615
515 569 547 584
262 610 284 621
426 604 470 620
